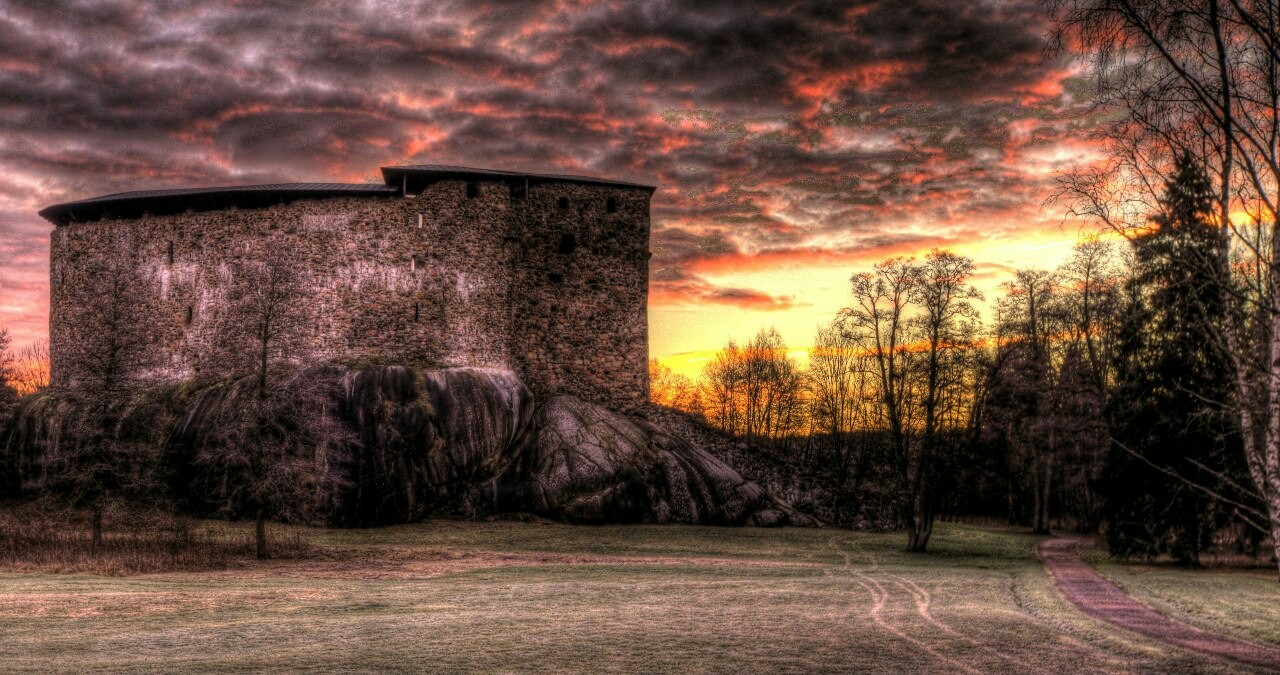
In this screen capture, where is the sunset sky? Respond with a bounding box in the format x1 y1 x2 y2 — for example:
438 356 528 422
0 0 1105 380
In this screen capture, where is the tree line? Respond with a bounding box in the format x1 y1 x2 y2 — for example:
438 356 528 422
653 157 1261 561
647 0 1280 572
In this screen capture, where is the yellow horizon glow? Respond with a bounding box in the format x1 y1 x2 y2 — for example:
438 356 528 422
649 220 1088 382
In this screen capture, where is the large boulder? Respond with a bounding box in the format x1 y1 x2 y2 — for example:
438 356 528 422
335 366 535 525
166 365 536 526
486 395 815 526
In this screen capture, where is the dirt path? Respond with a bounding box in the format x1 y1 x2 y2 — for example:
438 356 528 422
1039 537 1280 671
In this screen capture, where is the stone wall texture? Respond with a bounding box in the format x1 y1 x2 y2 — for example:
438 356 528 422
48 178 652 411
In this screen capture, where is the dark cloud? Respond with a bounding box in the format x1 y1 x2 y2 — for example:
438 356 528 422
0 0 1092 349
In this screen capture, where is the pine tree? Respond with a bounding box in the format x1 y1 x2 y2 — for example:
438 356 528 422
1104 153 1237 564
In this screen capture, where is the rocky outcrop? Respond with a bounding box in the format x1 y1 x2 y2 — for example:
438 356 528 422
5 364 814 528
485 395 815 526
335 366 535 525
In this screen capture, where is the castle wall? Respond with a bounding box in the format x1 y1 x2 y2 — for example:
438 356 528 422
507 182 650 412
48 179 651 411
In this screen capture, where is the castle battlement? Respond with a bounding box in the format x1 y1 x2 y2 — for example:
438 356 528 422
39 165 655 411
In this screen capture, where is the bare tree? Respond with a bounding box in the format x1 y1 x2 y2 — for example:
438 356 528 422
982 338 1050 529
808 320 876 481
1055 242 1124 530
1057 240 1124 392
909 250 983 549
994 269 1061 534
11 340 50 396
843 258 920 484
841 251 984 550
50 254 156 548
193 255 347 558
740 328 805 442
188 369 350 559
0 328 11 379
0 328 16 419
702 340 746 436
222 256 311 398
649 359 701 413
700 328 805 443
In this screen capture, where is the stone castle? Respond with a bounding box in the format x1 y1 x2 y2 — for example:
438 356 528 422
39 165 655 411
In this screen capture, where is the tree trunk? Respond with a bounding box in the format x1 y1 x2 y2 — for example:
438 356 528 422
1034 452 1053 535
255 508 269 560
1267 462 1280 578
91 504 103 550
1031 450 1041 532
1031 450 1049 535
907 490 935 552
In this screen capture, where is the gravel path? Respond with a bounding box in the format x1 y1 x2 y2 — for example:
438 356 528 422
1039 537 1280 671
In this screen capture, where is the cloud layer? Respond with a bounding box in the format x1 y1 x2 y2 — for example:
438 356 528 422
0 0 1097 359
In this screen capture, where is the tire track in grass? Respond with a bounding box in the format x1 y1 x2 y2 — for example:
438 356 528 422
828 538 983 674
890 575 1047 674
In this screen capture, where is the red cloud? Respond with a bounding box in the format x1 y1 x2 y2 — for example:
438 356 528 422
682 237 958 276
651 277 800 312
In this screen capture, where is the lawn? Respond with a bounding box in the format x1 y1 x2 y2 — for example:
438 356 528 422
0 521 1272 672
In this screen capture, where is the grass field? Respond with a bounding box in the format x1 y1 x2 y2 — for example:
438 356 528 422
0 521 1274 672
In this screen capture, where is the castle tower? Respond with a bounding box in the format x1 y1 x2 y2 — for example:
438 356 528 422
39 165 655 411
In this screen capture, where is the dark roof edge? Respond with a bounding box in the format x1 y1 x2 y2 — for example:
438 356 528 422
39 183 397 227
38 165 657 227
379 164 658 192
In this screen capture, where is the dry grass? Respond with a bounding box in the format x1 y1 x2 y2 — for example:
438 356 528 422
0 521 1272 672
0 503 311 575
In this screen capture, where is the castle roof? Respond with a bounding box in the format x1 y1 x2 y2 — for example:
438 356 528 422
38 183 398 227
38 164 657 226
379 164 657 192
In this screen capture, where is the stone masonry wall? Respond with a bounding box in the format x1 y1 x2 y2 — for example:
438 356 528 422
48 179 651 411
507 182 650 411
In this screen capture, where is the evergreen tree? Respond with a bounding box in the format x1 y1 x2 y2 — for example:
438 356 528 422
1104 153 1237 564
